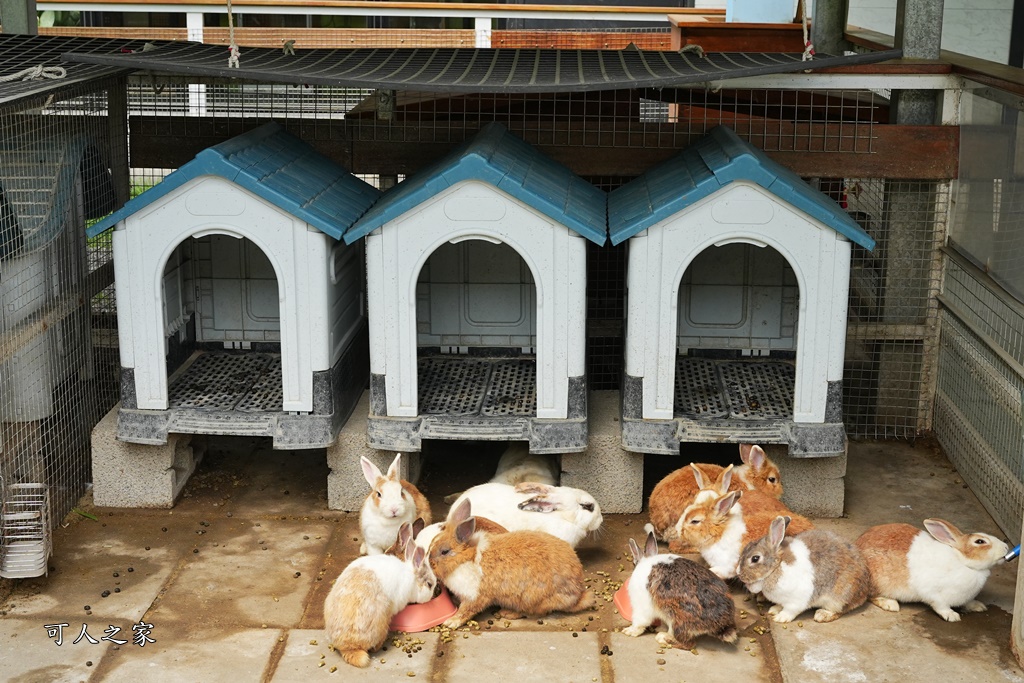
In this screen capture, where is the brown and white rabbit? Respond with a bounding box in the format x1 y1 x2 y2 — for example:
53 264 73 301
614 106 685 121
428 499 595 628
359 453 432 556
673 489 814 580
855 518 1009 622
648 444 783 542
738 516 871 623
623 530 738 650
324 525 436 668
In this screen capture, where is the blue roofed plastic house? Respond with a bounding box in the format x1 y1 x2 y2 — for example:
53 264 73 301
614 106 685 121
610 125 875 459
343 122 607 454
86 122 378 455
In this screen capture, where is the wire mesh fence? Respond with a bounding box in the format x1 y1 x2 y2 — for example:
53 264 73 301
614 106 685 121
0 77 126 573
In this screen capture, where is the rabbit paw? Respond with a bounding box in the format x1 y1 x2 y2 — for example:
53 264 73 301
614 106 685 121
813 609 840 623
871 597 900 612
934 606 961 622
623 624 647 638
963 600 987 613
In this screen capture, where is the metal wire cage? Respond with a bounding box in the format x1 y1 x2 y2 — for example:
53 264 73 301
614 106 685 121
0 69 126 574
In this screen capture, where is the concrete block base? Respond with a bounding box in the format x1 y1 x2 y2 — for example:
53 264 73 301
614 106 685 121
327 391 424 511
91 403 204 508
763 443 847 518
561 391 644 514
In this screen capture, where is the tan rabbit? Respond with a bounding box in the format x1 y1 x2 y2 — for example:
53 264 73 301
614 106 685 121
428 499 594 628
647 444 783 542
673 489 813 580
324 526 436 667
855 518 1009 622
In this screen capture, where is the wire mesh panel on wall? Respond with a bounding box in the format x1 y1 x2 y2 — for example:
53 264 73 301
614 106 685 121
0 77 126 576
936 255 1024 540
817 178 948 439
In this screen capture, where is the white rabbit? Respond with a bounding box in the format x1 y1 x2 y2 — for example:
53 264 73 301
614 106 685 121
324 529 436 668
359 453 432 556
855 518 1009 622
490 442 559 486
447 481 602 548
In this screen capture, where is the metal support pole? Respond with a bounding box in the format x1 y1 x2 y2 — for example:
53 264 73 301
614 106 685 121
0 0 37 34
811 0 851 57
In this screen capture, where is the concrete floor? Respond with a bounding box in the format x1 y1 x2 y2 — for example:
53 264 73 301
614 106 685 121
0 437 1021 683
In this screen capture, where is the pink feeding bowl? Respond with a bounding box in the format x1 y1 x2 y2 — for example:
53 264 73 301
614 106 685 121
614 584 633 622
389 586 458 633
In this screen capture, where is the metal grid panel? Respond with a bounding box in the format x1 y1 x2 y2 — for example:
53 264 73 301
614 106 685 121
935 310 1024 540
836 178 948 439
674 358 795 419
585 233 626 391
0 77 126 566
167 352 281 412
417 356 536 416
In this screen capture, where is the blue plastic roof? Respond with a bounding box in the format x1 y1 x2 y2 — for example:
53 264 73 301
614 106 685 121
86 122 380 239
607 126 875 250
344 123 607 246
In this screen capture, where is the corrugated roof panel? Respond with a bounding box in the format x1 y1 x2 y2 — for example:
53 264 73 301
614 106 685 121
345 123 607 245
87 122 380 239
608 126 875 250
62 42 902 94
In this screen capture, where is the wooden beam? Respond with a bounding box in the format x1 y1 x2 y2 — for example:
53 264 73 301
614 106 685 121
128 116 958 179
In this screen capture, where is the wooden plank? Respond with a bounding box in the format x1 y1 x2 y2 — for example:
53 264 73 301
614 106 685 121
128 116 958 179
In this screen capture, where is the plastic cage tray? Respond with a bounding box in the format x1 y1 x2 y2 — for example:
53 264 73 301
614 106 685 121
674 357 795 420
168 352 283 413
417 356 537 417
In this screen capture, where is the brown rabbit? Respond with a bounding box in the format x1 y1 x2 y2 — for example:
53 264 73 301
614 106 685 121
429 499 595 628
623 530 738 650
673 489 813 580
648 444 783 542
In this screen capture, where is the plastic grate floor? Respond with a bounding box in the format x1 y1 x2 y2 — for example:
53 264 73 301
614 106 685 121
418 356 536 416
168 352 282 412
675 357 794 420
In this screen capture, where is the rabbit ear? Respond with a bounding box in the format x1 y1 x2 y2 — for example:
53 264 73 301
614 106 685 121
518 496 560 513
713 490 741 518
715 464 734 494
514 482 553 495
924 518 964 547
455 517 477 544
361 456 383 487
450 498 472 524
689 463 708 490
397 522 413 551
645 531 658 558
769 515 789 547
629 538 642 564
407 540 425 566
745 445 767 470
386 453 402 479
412 517 425 539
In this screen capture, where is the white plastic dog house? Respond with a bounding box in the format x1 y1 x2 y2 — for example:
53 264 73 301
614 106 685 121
87 123 378 449
343 123 607 453
610 126 875 458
